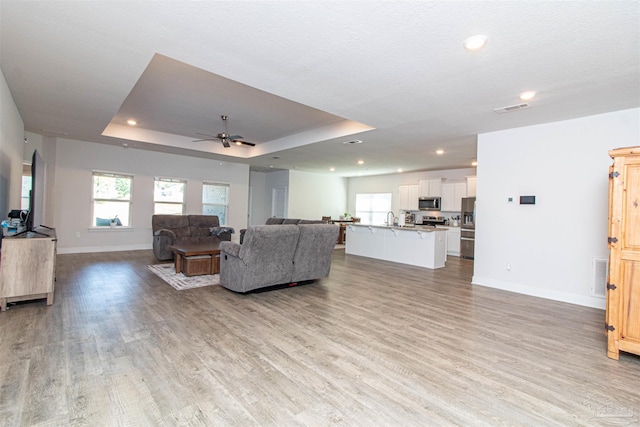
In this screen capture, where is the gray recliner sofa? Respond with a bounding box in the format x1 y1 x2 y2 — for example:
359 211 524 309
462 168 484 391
239 217 327 244
152 214 233 261
220 223 339 293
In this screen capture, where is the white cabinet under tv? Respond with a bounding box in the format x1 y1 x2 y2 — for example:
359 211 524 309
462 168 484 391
0 227 57 311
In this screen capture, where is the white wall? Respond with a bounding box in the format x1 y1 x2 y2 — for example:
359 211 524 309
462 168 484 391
473 108 640 309
347 168 477 216
0 68 25 217
288 169 348 220
54 138 250 253
249 171 267 225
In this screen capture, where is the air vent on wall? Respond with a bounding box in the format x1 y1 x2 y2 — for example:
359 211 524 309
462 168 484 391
493 103 530 114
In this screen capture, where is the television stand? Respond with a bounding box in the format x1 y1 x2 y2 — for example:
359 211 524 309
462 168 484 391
0 227 57 311
13 224 53 237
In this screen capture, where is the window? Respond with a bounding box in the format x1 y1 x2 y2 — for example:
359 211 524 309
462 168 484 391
21 164 31 210
203 182 229 224
154 178 186 215
355 193 392 225
92 172 132 226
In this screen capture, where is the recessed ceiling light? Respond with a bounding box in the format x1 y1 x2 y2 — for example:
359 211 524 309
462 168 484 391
127 119 137 126
436 149 444 155
463 35 488 51
357 160 364 165
330 167 335 172
397 168 403 173
519 91 537 101
471 161 478 166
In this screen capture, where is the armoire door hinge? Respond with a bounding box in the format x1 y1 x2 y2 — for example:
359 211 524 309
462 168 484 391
607 283 617 291
609 171 620 178
608 237 618 244
605 323 615 332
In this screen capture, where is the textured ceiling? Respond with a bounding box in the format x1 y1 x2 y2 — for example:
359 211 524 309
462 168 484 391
1 1 638 176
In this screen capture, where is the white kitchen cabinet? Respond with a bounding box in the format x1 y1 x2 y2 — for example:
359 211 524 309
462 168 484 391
466 176 477 197
441 182 467 211
398 185 418 210
418 178 443 197
446 227 461 256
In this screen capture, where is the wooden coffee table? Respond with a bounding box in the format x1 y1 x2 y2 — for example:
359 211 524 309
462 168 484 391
170 242 222 277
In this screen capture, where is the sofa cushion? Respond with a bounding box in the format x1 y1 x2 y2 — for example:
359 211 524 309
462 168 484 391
152 214 190 238
282 218 301 224
188 215 221 237
292 224 339 282
265 217 285 225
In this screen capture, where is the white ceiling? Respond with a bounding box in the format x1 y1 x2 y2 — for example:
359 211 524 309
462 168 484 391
1 1 638 176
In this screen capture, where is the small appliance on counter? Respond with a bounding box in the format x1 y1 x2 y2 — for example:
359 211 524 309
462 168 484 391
404 212 415 225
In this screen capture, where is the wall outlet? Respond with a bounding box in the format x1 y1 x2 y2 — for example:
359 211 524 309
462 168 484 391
75 231 80 238
506 262 512 271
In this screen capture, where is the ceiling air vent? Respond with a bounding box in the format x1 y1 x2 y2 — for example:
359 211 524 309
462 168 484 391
342 139 363 144
493 103 530 114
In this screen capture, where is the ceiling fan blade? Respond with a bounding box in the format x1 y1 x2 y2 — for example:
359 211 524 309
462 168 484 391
195 132 217 138
235 140 256 147
192 138 216 142
228 135 243 140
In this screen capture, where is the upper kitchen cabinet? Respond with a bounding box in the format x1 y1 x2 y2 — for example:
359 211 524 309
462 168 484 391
441 182 467 211
466 176 477 197
419 179 443 197
398 185 419 210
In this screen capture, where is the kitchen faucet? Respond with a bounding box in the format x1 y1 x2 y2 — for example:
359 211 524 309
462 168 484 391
386 211 395 226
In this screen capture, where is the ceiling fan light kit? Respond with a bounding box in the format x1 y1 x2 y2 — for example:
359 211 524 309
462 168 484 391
193 115 256 148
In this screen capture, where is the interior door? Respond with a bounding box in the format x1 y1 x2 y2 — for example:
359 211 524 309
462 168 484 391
272 187 287 218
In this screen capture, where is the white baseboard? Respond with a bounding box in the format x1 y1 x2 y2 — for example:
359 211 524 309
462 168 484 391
472 275 606 310
57 243 152 254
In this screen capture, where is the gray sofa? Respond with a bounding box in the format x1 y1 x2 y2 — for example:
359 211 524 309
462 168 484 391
152 214 233 261
220 223 339 293
239 217 326 244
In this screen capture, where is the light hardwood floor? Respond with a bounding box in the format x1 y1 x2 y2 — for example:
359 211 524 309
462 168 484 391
0 249 639 426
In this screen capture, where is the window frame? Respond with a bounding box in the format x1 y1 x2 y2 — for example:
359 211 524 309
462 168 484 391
154 176 187 216
202 181 230 225
91 171 134 228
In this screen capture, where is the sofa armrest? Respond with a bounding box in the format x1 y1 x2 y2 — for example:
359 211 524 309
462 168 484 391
221 241 241 258
154 228 177 240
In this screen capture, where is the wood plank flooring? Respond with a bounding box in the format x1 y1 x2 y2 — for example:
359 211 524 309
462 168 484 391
1 249 639 426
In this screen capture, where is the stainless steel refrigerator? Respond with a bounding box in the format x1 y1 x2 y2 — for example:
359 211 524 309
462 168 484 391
460 197 476 259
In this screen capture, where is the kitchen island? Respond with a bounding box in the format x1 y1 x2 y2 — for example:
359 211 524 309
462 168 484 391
345 224 447 269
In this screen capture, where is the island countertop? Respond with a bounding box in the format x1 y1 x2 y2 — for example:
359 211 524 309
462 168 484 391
348 223 448 232
345 223 447 269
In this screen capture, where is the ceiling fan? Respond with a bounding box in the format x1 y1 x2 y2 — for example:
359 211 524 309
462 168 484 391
193 115 256 148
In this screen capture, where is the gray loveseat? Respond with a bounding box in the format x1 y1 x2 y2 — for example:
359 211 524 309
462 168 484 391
152 214 233 261
220 223 339 293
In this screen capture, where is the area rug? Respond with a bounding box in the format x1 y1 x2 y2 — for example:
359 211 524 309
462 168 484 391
147 264 220 290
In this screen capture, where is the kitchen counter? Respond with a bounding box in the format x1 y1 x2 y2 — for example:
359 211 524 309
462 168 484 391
345 223 447 269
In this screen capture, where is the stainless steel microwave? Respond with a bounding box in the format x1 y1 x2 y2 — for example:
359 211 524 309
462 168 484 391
418 196 441 211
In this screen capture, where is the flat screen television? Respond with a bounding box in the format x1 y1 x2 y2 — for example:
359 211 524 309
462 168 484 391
25 149 48 234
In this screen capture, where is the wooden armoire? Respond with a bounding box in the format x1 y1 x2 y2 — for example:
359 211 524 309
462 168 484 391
606 146 640 360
